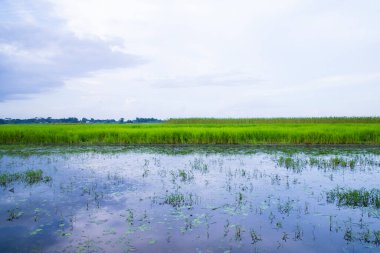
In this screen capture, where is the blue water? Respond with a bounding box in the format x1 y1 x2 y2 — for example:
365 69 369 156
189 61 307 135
0 146 379 253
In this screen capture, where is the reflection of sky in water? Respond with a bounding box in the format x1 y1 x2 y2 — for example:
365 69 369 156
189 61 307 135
0 146 380 252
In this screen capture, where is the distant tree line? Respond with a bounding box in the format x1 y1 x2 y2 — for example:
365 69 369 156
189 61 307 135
0 117 163 124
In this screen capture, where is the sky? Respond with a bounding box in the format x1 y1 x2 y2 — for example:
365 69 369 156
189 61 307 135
0 0 379 119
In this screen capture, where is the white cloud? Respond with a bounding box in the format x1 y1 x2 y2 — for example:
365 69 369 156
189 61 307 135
0 43 58 64
0 0 379 118
0 0 142 101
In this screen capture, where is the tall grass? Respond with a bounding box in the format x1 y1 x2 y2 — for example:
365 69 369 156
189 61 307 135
0 123 379 145
167 117 380 124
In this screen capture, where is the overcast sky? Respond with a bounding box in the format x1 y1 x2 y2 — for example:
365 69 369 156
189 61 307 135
0 0 379 119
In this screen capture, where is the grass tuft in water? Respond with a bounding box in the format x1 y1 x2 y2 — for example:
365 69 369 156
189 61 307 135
164 192 199 208
250 229 262 244
0 169 51 186
190 158 208 173
327 187 380 208
277 155 369 171
164 193 186 207
7 208 24 221
374 231 380 245
277 156 304 171
178 169 194 183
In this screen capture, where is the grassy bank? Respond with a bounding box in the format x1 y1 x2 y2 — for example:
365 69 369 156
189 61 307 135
0 122 380 145
166 117 380 124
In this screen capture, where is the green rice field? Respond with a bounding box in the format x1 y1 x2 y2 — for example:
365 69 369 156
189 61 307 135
0 118 380 145
166 117 380 124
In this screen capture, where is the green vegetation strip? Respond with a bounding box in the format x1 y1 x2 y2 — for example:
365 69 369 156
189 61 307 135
0 123 380 145
167 117 380 124
277 156 362 170
0 169 51 186
327 188 380 208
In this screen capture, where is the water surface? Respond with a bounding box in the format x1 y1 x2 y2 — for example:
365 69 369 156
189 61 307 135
0 145 380 253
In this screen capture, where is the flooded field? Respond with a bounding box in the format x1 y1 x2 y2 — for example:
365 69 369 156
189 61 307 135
1 145 380 253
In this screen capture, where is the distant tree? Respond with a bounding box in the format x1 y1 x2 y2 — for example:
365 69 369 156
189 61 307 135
133 117 162 123
0 117 163 124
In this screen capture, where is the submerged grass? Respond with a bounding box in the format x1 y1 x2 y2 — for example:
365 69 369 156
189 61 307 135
327 187 380 208
163 192 199 208
0 122 380 145
0 169 52 186
277 155 367 170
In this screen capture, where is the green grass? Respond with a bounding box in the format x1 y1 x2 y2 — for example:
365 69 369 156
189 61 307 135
167 117 380 124
0 169 51 186
0 121 379 145
327 187 380 208
163 192 198 207
277 156 363 170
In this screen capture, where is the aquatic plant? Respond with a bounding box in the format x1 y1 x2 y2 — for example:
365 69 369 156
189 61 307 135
374 231 380 245
294 225 303 241
177 169 194 182
277 156 305 171
327 187 380 208
0 169 51 186
164 193 185 207
250 229 262 244
281 232 289 242
344 226 353 242
235 225 242 241
190 158 208 173
163 192 199 208
127 209 134 225
278 199 294 215
276 155 373 171
7 208 24 221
